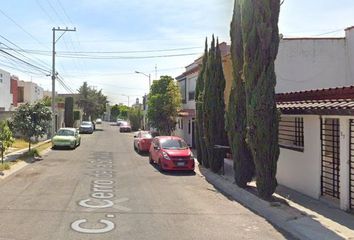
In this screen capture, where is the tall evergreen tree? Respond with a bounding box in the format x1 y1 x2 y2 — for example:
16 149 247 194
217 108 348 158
226 0 255 188
64 97 74 127
195 39 208 166
203 36 228 173
241 0 280 200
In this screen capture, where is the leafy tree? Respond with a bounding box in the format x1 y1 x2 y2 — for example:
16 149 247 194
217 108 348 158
242 0 280 200
42 96 51 107
0 120 14 164
77 82 108 120
128 108 143 131
118 104 130 120
64 97 74 127
226 0 255 188
203 36 228 173
148 75 181 135
195 39 209 166
111 104 120 121
12 102 51 151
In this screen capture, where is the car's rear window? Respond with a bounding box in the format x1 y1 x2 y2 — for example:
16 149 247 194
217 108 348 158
57 130 75 136
82 121 92 125
121 122 129 126
160 139 188 149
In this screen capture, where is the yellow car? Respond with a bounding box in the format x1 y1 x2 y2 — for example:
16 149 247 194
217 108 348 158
52 128 81 149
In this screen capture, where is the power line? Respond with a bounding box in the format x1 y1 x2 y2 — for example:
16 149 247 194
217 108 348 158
0 46 202 54
0 49 50 74
0 34 51 71
0 8 48 49
55 52 200 59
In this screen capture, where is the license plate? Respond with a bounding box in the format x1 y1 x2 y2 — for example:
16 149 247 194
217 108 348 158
176 162 185 166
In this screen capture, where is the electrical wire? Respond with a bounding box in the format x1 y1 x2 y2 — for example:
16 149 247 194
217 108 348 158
0 49 50 74
0 8 48 49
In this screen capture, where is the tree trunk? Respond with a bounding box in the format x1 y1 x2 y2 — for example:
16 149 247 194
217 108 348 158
241 0 280 200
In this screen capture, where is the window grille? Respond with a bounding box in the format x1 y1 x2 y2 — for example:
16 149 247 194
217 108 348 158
279 116 304 151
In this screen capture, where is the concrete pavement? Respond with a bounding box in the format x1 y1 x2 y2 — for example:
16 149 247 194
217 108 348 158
0 123 289 240
197 157 354 240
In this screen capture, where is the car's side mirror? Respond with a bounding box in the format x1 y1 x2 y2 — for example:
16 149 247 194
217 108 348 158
133 135 137 138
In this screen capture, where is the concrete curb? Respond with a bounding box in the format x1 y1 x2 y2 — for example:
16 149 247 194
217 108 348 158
3 139 51 162
1 140 52 180
194 162 344 240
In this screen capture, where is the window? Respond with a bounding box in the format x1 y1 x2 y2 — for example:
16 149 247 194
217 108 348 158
179 79 186 103
188 91 195 101
279 116 304 151
188 120 191 134
18 86 24 102
0 73 3 83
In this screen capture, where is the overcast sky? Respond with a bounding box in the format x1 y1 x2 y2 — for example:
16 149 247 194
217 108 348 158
0 0 353 105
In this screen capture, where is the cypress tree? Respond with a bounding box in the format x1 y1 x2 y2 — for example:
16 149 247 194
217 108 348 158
195 39 208 166
203 36 228 173
64 97 74 127
241 0 280 200
226 0 255 188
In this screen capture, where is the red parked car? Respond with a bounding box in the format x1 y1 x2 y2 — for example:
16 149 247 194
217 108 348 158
133 131 153 153
119 121 131 132
149 136 195 171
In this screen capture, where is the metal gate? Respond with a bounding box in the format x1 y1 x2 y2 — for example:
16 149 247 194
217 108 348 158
320 118 340 199
350 120 354 209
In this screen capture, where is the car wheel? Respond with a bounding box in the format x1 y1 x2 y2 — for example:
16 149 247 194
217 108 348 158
70 141 76 149
77 140 81 146
158 159 164 172
52 145 56 150
137 145 141 154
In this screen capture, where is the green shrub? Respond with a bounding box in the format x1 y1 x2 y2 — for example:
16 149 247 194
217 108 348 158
24 148 40 158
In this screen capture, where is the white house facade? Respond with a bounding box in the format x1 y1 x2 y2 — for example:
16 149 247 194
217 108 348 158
0 69 13 111
17 80 44 105
274 26 354 211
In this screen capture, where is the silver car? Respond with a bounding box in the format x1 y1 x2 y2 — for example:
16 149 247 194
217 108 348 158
79 121 94 134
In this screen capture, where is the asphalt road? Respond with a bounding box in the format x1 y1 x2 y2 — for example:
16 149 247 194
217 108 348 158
0 123 289 240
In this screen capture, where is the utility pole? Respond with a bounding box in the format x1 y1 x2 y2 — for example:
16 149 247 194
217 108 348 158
51 27 76 137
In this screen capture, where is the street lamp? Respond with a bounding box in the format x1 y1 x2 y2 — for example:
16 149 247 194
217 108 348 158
135 71 151 90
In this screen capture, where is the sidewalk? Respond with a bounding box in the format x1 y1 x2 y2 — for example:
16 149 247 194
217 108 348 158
194 157 354 240
2 140 51 162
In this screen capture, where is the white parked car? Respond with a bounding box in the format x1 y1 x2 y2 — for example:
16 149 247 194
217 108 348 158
96 118 102 124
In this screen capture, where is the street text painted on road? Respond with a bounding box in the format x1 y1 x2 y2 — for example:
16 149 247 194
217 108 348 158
71 152 117 234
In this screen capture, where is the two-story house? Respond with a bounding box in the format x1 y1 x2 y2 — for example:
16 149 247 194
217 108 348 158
175 42 231 147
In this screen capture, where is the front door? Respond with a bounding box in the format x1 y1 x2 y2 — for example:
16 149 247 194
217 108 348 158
320 118 340 200
350 120 354 210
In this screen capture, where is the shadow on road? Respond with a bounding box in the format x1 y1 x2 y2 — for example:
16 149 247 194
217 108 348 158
150 162 196 176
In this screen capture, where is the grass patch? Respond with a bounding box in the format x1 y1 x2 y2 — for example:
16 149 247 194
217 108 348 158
23 148 40 158
0 161 19 171
11 139 29 149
